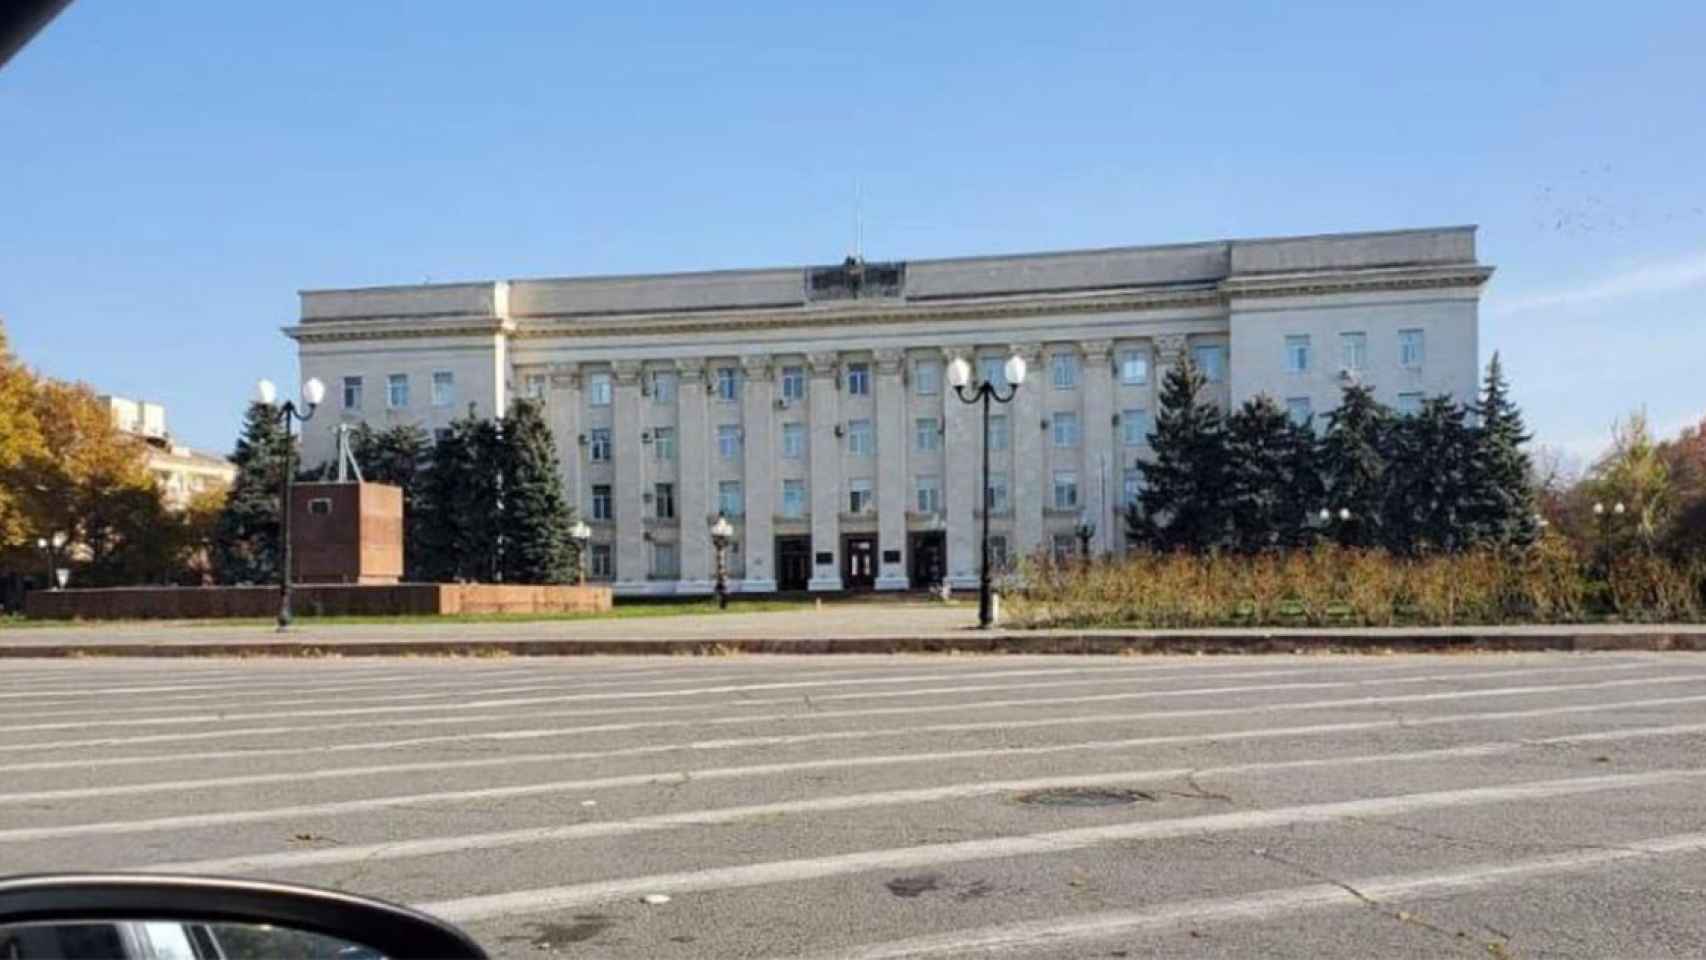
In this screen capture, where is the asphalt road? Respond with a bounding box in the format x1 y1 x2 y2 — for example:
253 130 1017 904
2 652 1705 958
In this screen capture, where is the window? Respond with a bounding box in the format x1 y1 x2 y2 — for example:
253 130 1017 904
987 473 1010 513
342 376 363 410
915 475 941 514
914 358 941 395
1341 332 1368 373
307 498 332 516
719 481 744 516
1052 412 1080 448
523 373 546 399
1119 350 1149 385
591 485 612 520
846 362 870 396
848 479 873 513
1396 392 1424 416
431 370 455 407
989 414 1010 451
717 425 741 460
847 419 874 456
1122 469 1143 508
782 422 806 459
1121 408 1149 446
651 371 677 404
588 373 612 406
781 366 806 402
1285 336 1311 374
979 356 1007 389
654 483 675 519
589 428 612 462
1286 396 1314 425
915 417 940 452
590 544 612 579
715 367 739 401
1399 329 1425 369
653 543 678 578
1051 352 1080 389
782 479 806 518
1192 345 1226 383
653 426 675 461
386 373 408 408
1053 470 1079 509
989 535 1010 571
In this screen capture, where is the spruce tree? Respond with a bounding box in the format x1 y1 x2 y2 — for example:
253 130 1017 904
1225 395 1295 553
1277 412 1325 549
1385 395 1478 554
497 398 575 583
1318 383 1390 548
350 423 433 580
1469 353 1539 547
1135 357 1230 551
417 409 495 582
212 401 289 584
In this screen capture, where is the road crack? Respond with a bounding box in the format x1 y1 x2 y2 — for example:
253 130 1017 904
1251 847 1494 956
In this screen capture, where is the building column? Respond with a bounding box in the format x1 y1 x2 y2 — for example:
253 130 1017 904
611 360 647 591
1080 339 1115 556
675 357 713 593
941 346 979 589
1009 341 1045 559
547 364 582 517
739 354 777 593
806 351 843 591
873 347 910 590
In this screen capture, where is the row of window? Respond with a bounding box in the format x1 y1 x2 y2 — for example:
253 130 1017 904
1283 329 1425 375
341 372 457 410
585 470 1122 523
581 411 1158 464
1282 390 1428 425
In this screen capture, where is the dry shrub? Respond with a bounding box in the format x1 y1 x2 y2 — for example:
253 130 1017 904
1003 539 1704 628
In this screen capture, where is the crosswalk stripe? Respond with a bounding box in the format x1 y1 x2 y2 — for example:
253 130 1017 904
0 661 1629 773
144 720 1706 876
0 672 1694 805
419 767 1706 921
4 687 1701 845
791 831 1706 959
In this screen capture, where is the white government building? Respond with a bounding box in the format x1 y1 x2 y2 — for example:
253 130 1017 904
287 225 1492 594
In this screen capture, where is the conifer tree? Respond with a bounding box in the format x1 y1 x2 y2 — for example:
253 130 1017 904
1225 395 1296 553
1318 383 1390 548
1469 353 1539 547
1133 357 1230 551
1385 395 1478 553
497 398 575 583
212 402 289 584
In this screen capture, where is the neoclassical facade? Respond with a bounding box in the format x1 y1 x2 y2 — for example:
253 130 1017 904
287 225 1492 594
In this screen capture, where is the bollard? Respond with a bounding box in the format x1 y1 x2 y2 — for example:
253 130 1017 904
991 592 1001 625
815 597 823 612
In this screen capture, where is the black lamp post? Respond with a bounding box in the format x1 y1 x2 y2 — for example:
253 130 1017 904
948 352 1028 629
256 377 325 630
710 513 735 610
1075 515 1095 562
34 533 64 590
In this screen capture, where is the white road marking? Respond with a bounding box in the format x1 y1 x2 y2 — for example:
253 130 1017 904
145 721 1706 876
0 661 1667 756
796 832 1706 959
1 672 1694 805
4 688 1702 845
419 767 1706 921
0 661 1632 774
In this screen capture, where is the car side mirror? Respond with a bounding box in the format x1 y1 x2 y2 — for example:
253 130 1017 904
0 874 485 959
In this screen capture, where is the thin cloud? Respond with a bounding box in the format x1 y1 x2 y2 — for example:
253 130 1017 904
1488 249 1706 317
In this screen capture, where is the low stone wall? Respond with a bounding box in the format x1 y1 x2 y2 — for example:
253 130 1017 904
24 584 612 620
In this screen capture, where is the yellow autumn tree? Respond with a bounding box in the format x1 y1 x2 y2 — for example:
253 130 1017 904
0 320 46 547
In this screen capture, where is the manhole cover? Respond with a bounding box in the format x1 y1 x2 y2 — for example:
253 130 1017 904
1015 787 1156 807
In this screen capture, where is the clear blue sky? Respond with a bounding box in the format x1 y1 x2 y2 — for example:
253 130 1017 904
3 1 1702 466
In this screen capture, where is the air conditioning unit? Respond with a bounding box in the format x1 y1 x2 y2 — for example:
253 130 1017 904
775 398 788 410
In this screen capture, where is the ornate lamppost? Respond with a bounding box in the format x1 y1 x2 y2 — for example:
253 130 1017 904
710 513 735 610
34 532 65 590
947 352 1028 629
570 520 592 585
256 377 325 630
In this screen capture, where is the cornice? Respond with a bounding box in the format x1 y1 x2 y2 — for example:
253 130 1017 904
287 266 1491 345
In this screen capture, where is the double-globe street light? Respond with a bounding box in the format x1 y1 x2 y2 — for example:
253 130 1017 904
34 531 67 590
256 377 325 630
569 520 592 585
947 353 1028 629
710 513 736 610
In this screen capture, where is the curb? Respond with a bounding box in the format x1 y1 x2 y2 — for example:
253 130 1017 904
3 630 1705 658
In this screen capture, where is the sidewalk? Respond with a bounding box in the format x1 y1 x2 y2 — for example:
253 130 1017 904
3 603 1706 656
